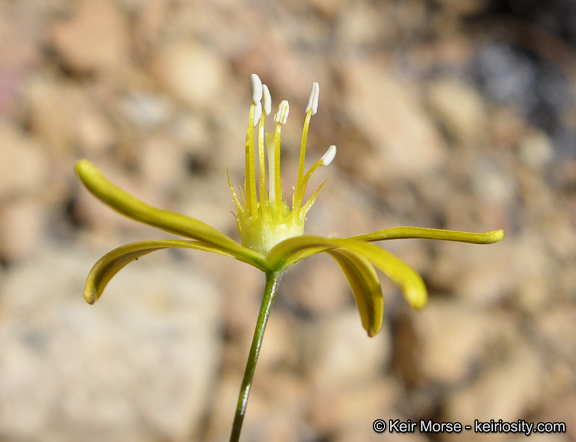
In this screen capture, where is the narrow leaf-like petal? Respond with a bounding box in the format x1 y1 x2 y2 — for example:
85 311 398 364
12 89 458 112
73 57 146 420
75 160 266 269
326 249 384 336
351 226 504 244
85 240 250 304
268 236 427 309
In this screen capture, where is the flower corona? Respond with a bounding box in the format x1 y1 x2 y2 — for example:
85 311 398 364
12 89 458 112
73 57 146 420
229 74 335 254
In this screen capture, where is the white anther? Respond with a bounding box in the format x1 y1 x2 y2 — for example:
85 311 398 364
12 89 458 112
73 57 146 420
253 102 262 126
251 74 263 103
262 84 272 116
305 82 319 115
320 145 337 166
274 100 289 124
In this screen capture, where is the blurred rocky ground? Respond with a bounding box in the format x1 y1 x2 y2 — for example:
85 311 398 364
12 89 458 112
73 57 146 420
0 0 575 440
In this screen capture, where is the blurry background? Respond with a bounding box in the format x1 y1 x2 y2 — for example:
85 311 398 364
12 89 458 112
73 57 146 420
0 0 575 440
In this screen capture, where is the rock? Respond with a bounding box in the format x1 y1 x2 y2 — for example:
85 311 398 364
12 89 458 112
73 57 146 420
0 197 45 262
202 372 244 440
489 106 529 147
444 345 543 425
139 134 187 192
544 212 576 260
435 0 490 16
253 310 300 372
133 0 168 54
284 254 353 317
239 373 311 441
179 174 239 236
426 77 487 143
430 238 518 307
308 0 347 19
517 131 554 170
0 245 222 440
0 8 42 115
410 299 495 384
470 159 516 205
336 2 397 48
75 106 116 155
536 306 576 364
172 112 211 154
0 120 49 199
119 91 173 129
25 78 115 156
50 0 130 73
304 171 387 239
303 308 391 387
538 394 576 441
149 41 229 109
308 378 401 439
25 79 76 156
205 349 308 441
342 61 447 182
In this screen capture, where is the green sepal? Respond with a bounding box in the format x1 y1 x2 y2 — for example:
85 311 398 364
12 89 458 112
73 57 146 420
267 235 427 310
351 226 504 244
326 249 384 336
75 160 267 270
84 239 245 304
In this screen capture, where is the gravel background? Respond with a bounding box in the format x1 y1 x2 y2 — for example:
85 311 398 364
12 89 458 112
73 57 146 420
0 0 575 440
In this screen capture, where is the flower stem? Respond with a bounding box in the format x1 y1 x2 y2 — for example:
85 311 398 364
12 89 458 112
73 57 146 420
230 270 283 442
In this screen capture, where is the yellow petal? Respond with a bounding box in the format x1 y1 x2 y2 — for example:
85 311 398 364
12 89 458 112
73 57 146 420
267 236 427 310
351 226 504 244
75 160 266 269
84 239 243 304
326 249 384 336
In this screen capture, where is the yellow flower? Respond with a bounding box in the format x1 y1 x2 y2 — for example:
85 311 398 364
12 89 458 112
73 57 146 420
75 74 503 337
229 76 334 255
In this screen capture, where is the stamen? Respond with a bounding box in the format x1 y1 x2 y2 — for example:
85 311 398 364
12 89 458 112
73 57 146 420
305 82 319 115
253 102 262 127
245 103 258 214
297 145 337 209
321 145 337 166
271 101 288 213
258 106 266 205
265 132 276 203
262 84 272 116
251 74 263 103
293 89 315 210
274 100 289 124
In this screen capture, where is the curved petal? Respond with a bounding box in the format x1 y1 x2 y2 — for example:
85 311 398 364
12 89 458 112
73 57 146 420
84 239 255 304
326 249 384 337
350 226 504 244
267 236 427 309
75 160 266 268
277 228 505 267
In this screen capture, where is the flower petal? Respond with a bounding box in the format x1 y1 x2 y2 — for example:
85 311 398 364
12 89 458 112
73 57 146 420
351 226 504 244
326 249 384 336
75 160 266 269
267 236 427 309
84 239 249 304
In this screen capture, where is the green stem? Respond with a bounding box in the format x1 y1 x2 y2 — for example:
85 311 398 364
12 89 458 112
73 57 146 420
230 270 283 442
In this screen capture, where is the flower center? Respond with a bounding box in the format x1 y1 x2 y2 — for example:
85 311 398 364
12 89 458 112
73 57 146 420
229 74 336 255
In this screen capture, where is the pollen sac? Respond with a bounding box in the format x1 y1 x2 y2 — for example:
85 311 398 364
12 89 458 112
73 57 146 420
306 82 320 115
262 84 272 116
251 74 263 103
274 100 289 124
321 145 337 166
